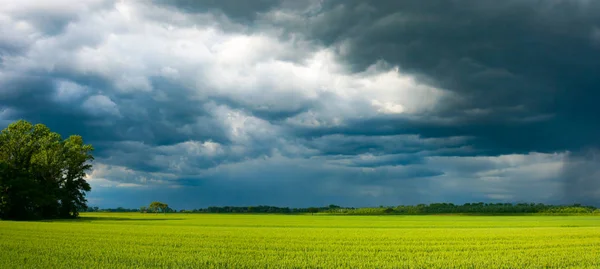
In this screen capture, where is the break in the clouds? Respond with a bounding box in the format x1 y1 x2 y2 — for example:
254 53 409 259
1 0 598 208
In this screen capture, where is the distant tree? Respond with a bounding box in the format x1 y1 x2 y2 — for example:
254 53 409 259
384 207 394 214
149 201 169 213
307 207 319 215
149 202 160 213
140 206 147 213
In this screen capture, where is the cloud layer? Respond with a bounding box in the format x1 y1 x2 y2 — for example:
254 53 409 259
1 0 598 208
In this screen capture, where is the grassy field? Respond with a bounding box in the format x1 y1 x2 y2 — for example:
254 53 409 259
1 213 600 268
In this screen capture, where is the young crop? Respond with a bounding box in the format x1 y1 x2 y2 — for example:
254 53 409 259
1 214 599 268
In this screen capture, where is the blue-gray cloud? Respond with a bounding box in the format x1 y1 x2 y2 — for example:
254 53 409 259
0 0 598 208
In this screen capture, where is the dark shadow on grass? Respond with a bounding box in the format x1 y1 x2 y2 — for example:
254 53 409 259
39 216 184 222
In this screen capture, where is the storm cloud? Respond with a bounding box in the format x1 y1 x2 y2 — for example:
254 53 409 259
1 0 598 208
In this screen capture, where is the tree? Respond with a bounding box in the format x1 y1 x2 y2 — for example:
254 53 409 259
58 135 93 217
0 120 94 220
140 206 147 213
307 207 319 215
149 201 169 213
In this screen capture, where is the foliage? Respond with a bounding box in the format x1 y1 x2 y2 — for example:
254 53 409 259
322 203 599 215
187 205 294 213
153 203 599 215
91 207 139 213
84 206 179 213
148 201 169 213
0 120 93 220
1 213 600 268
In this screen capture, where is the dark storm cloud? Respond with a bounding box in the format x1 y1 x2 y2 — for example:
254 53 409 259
294 115 571 156
279 0 600 153
303 134 471 156
209 95 314 122
4 1 115 36
1 0 598 207
275 0 600 202
85 156 443 209
0 75 113 140
152 0 284 22
561 149 600 205
0 75 227 146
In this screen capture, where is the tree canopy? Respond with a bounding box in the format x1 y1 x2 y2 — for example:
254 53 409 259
148 201 169 213
0 120 94 220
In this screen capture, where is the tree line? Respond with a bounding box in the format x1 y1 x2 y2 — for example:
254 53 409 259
0 120 94 220
179 203 599 215
332 203 600 215
86 201 176 213
86 203 599 215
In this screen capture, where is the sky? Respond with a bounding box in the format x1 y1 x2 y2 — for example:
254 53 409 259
1 0 599 209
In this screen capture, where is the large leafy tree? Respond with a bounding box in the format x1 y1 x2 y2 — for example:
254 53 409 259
148 201 169 213
0 120 94 220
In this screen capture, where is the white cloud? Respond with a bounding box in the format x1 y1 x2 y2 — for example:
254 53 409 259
1 0 448 123
54 80 88 102
82 95 121 117
0 0 105 14
371 100 405 114
86 163 176 188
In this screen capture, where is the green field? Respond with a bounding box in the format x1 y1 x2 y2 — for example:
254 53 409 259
1 213 600 268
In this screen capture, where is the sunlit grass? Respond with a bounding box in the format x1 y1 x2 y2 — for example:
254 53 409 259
1 213 599 268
